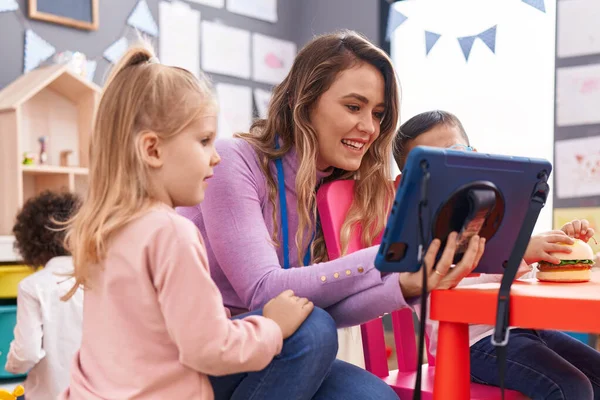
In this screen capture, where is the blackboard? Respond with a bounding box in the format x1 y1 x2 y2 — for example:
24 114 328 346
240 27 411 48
29 0 99 31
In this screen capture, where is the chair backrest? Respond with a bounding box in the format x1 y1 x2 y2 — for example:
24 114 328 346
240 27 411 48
316 180 435 378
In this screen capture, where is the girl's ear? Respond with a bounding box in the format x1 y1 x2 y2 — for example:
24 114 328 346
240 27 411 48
138 131 163 168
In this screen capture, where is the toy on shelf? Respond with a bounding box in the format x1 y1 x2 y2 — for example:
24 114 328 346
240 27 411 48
38 136 48 165
60 150 73 167
21 153 35 165
0 385 24 400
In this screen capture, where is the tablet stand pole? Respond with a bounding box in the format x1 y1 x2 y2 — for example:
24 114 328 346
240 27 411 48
491 171 550 400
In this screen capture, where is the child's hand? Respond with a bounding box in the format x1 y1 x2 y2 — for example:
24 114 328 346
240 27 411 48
561 219 595 242
516 261 534 279
524 230 574 265
263 290 314 339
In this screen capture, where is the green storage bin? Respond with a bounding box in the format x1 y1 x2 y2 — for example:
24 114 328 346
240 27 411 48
0 306 26 379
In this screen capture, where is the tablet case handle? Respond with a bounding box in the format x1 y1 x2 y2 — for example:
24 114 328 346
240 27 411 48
491 171 549 400
414 162 431 400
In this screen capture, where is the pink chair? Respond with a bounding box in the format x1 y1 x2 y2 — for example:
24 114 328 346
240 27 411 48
316 180 527 400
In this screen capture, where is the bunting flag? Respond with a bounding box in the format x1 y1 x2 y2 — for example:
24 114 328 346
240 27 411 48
0 0 18 13
457 35 477 61
387 1 544 61
86 60 97 82
457 26 497 61
425 31 441 55
6 0 160 84
24 29 56 72
386 3 408 42
103 37 128 64
522 0 545 13
479 25 497 53
127 0 158 37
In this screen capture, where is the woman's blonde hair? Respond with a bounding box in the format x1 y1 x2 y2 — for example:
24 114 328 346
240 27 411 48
62 43 215 300
239 30 400 264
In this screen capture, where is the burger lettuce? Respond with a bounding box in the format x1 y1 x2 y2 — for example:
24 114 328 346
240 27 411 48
538 259 594 267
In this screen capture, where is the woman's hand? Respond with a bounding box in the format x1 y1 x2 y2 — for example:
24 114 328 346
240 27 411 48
398 232 486 298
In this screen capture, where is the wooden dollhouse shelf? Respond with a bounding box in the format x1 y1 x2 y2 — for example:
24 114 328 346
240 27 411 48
21 165 88 175
0 64 100 235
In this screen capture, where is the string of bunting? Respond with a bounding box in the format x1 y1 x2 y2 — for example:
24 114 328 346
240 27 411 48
386 0 546 61
0 0 159 82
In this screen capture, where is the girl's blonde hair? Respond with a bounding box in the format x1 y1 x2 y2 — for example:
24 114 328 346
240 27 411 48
239 30 400 264
62 43 215 300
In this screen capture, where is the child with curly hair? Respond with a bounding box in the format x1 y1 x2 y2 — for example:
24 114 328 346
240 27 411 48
6 190 82 400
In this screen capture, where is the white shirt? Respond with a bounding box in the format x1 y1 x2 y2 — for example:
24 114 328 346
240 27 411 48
5 256 83 400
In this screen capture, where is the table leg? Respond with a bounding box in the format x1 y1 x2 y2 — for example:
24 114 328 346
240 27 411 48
433 321 470 400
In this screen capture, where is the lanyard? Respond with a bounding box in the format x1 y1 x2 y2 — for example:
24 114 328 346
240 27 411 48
274 140 314 269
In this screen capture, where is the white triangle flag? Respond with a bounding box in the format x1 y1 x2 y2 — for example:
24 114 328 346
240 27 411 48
103 37 128 64
127 0 158 37
86 60 97 82
0 0 18 13
24 29 56 73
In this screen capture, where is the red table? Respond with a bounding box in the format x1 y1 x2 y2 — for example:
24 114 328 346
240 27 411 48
430 270 600 399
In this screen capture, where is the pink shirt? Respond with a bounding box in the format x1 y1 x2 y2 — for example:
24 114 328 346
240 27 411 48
60 205 283 399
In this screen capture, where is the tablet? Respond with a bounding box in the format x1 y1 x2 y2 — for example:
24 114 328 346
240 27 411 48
375 146 552 274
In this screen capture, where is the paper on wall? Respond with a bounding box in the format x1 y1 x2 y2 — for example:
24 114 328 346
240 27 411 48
159 1 200 77
216 83 253 139
252 33 296 85
557 0 600 58
556 65 600 127
187 0 224 8
226 0 277 23
555 136 600 199
202 21 251 79
253 88 272 118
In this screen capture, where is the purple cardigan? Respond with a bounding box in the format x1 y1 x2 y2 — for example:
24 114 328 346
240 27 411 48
177 138 407 327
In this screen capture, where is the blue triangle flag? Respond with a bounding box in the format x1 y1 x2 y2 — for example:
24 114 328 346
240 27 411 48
127 0 158 37
104 37 128 64
522 0 545 13
386 4 408 42
24 29 56 73
478 25 497 54
425 31 441 55
457 35 476 61
0 0 18 13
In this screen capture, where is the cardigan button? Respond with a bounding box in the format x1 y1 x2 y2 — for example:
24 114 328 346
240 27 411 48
320 276 327 282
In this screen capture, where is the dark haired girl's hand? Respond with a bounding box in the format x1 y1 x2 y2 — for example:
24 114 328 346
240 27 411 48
398 232 486 298
561 219 595 242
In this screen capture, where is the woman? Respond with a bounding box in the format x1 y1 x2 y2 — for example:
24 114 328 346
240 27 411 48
179 30 485 399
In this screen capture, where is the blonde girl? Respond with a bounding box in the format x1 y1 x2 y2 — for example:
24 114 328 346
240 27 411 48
59 44 339 400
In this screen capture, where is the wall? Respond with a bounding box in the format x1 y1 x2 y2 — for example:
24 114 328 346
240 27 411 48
0 0 381 90
0 0 301 90
390 0 556 234
295 0 380 47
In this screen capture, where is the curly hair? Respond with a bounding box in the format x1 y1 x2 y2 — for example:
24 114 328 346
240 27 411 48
12 190 82 267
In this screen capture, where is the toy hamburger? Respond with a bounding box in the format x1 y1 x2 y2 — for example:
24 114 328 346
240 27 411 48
537 239 595 282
